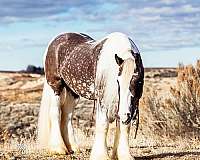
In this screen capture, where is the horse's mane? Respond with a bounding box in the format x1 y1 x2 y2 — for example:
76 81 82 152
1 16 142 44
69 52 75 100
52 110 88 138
95 33 137 120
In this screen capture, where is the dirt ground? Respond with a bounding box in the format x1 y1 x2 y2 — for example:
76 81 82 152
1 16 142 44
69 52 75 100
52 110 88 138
0 69 200 160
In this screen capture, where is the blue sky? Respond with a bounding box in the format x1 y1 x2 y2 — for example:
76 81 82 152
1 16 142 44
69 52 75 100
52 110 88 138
0 0 199 70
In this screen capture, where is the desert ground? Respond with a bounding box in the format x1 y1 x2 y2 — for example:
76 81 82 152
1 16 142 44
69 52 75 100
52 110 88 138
0 66 200 160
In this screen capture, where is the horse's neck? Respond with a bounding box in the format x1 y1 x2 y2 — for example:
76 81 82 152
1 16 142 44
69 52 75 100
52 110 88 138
95 33 134 105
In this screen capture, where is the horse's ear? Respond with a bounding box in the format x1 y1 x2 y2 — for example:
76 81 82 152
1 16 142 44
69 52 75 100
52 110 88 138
115 54 124 66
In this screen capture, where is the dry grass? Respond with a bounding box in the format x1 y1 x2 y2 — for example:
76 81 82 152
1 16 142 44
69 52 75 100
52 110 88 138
0 129 91 160
0 73 43 103
1 61 200 159
142 60 200 138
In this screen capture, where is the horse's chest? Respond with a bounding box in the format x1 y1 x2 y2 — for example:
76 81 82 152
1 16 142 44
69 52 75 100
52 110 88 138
61 46 97 99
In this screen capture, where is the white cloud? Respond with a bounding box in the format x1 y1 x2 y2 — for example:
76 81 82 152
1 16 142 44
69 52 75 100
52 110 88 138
128 4 200 17
138 15 162 22
0 0 200 54
181 4 200 13
160 0 177 5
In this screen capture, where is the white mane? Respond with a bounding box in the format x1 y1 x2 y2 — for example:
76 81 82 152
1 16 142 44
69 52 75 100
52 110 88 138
95 32 135 108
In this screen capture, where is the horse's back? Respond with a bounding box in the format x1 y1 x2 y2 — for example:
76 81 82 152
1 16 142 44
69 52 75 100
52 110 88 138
45 32 94 70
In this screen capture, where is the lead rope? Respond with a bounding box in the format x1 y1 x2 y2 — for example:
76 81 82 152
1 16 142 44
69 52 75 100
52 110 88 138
115 80 120 126
133 107 139 139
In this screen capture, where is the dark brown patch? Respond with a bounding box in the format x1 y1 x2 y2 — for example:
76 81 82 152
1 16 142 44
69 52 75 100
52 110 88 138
115 54 124 66
45 32 106 99
129 51 144 99
61 39 107 99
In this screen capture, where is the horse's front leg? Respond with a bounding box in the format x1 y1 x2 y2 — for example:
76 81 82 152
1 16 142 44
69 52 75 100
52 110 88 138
112 121 133 160
49 94 68 154
90 104 109 160
118 122 133 160
111 120 120 159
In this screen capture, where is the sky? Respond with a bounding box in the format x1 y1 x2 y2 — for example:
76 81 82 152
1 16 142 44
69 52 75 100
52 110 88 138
0 0 200 70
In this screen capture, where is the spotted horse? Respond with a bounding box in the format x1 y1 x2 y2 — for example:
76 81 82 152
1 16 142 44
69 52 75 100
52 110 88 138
37 32 144 160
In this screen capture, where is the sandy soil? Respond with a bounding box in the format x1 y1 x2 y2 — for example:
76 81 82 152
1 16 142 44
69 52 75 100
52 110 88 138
0 69 200 159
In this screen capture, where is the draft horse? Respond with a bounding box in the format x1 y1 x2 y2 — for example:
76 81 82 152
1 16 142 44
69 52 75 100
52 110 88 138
37 32 144 160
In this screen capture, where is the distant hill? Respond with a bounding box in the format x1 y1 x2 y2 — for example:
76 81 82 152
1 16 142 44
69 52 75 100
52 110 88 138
0 66 178 77
25 65 44 74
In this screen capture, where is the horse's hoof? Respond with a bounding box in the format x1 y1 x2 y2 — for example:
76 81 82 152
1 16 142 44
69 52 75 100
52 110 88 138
49 146 68 155
71 144 81 153
66 143 81 154
73 147 81 154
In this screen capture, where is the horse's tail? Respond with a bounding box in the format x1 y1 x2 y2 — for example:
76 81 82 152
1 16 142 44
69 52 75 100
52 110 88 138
37 78 52 149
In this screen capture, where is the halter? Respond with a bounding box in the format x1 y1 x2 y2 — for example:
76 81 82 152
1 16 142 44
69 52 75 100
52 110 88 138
133 105 139 139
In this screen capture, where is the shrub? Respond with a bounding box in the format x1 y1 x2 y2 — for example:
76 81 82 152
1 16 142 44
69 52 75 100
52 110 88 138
143 60 200 138
170 60 200 135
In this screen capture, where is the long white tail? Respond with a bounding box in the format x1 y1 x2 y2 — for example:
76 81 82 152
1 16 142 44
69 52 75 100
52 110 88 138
37 79 53 149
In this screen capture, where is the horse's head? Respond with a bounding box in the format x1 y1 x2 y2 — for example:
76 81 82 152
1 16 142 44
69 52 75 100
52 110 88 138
115 51 144 125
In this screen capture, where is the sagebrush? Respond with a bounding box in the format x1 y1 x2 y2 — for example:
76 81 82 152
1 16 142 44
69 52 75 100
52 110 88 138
143 60 200 138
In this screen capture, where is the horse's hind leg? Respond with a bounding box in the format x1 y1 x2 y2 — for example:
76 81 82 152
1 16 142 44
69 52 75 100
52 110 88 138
49 92 68 154
60 88 80 153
